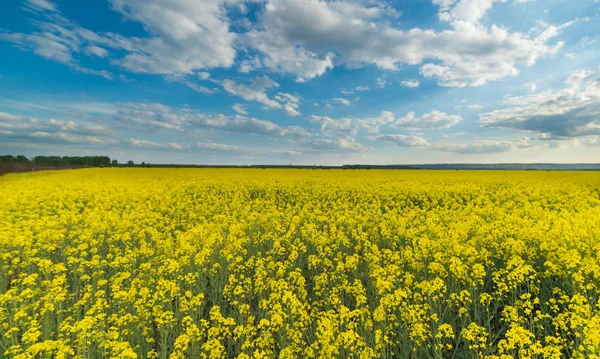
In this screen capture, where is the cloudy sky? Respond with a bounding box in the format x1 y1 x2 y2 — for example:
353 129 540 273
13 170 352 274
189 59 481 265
0 0 599 165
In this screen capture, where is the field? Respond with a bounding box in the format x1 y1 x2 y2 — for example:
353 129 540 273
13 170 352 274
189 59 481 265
1 169 600 359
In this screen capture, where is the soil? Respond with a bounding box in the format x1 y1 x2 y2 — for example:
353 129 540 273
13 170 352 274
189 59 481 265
0 162 74 176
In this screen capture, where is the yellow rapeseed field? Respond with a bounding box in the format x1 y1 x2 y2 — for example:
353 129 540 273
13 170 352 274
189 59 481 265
1 168 600 359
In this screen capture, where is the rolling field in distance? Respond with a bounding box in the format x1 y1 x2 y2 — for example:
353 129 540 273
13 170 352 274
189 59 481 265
1 169 600 358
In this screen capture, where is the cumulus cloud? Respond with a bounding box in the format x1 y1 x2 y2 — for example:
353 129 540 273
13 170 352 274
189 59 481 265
480 70 600 138
431 137 535 154
242 0 569 87
127 138 184 150
197 72 211 80
525 83 537 93
191 113 311 138
400 79 420 88
433 0 531 24
107 0 237 74
232 103 248 115
222 76 282 108
4 0 244 78
332 98 351 105
0 111 114 146
370 134 429 147
310 111 395 137
222 77 302 116
114 102 186 131
193 142 244 152
108 101 311 138
270 149 303 156
3 0 573 89
0 102 316 154
392 110 463 130
239 57 263 73
126 138 245 152
84 45 109 58
276 92 302 116
432 141 513 154
302 136 369 153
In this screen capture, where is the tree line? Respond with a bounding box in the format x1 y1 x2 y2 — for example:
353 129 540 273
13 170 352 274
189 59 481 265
0 155 112 167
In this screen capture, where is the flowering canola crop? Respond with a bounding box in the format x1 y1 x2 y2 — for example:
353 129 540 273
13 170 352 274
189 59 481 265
1 168 600 359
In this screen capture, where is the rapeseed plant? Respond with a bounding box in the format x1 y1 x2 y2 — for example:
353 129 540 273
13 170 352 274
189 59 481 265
0 169 599 358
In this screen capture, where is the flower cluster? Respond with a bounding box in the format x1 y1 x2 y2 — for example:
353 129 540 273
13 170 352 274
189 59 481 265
1 169 599 358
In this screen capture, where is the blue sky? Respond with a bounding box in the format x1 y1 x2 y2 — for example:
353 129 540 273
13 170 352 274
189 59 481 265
0 0 599 165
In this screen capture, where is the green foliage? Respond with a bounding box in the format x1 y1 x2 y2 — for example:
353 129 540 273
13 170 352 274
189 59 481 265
15 155 30 164
32 156 111 167
0 155 15 162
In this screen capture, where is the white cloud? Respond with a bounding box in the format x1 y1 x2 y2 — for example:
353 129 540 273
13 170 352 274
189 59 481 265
0 110 115 146
115 102 186 131
222 76 282 108
580 36 596 48
310 111 395 136
432 141 514 154
165 75 216 95
246 26 335 80
108 101 311 138
275 92 302 116
3 0 573 89
84 46 109 58
192 142 243 152
107 0 237 74
128 138 184 150
370 134 429 147
310 115 357 138
0 31 114 80
480 70 600 138
232 103 248 115
239 57 263 73
433 0 532 24
270 149 303 156
332 98 351 105
6 0 242 77
302 136 369 153
467 104 484 109
197 72 211 80
126 138 244 152
525 83 537 93
23 0 58 12
242 0 569 87
392 110 463 130
400 79 420 88
192 113 311 138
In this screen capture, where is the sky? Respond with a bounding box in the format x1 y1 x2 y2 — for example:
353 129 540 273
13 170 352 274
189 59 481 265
0 0 599 165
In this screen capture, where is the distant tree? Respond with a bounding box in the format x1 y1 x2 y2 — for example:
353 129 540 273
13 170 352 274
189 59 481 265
15 155 30 164
33 156 111 167
127 160 134 166
141 161 146 167
0 155 15 162
111 159 118 166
